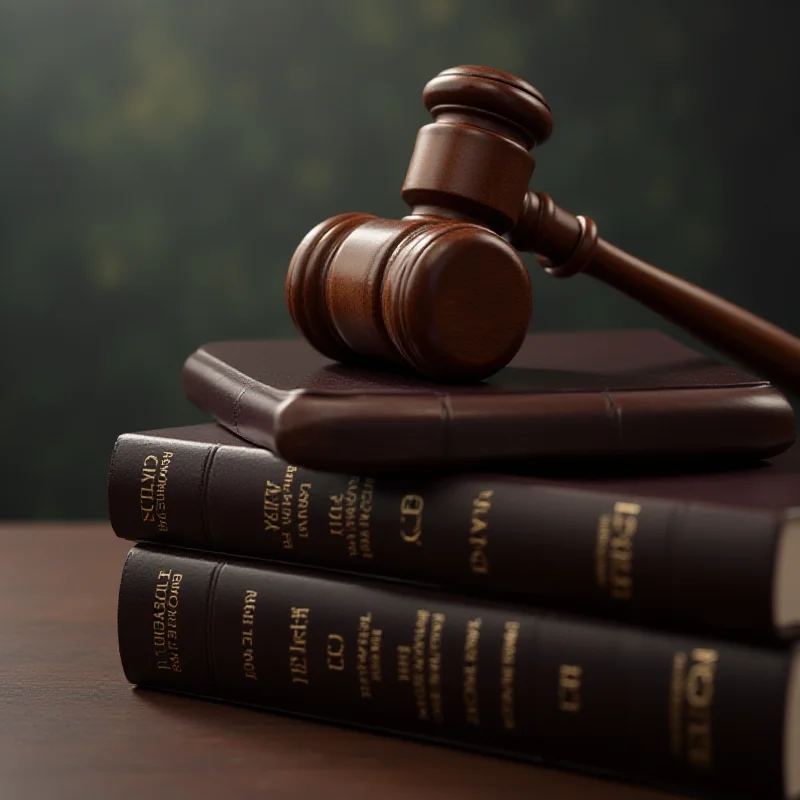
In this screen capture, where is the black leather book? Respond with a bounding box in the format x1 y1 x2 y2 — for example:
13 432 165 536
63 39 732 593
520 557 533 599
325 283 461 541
108 423 800 643
117 545 800 799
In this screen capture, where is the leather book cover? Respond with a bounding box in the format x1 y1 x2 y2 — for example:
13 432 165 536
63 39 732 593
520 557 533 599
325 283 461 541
181 329 796 471
108 424 800 642
118 544 797 799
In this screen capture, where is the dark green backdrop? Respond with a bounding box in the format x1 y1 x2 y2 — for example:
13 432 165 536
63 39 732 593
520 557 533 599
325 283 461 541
2 0 799 518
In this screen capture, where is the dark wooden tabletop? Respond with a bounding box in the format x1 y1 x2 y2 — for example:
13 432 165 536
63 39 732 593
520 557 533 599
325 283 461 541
0 522 683 800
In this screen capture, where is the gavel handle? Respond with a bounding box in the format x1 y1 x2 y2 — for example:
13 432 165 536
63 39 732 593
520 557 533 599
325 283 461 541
509 191 800 397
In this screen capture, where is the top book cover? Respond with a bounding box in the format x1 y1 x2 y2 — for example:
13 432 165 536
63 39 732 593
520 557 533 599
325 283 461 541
182 329 796 472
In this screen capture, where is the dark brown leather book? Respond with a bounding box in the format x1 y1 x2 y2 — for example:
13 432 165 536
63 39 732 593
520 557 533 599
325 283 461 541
118 544 800 799
181 330 796 471
108 423 800 642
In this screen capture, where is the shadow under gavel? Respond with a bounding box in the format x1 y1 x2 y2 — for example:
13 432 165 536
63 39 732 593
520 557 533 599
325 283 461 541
286 65 800 391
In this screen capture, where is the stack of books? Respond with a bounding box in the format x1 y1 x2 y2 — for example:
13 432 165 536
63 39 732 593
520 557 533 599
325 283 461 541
108 329 800 799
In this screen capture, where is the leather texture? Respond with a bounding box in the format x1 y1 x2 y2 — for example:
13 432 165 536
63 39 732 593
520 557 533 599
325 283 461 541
118 544 791 799
181 330 797 470
108 424 800 642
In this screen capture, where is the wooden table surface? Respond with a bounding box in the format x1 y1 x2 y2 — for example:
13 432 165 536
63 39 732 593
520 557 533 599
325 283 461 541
0 522 685 800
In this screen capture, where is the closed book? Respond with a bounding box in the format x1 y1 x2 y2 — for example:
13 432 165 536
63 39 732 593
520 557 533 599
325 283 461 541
108 423 800 642
117 544 800 799
181 330 795 471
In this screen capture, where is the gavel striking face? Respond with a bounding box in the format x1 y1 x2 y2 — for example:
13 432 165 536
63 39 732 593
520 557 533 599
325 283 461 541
286 66 800 394
286 66 550 381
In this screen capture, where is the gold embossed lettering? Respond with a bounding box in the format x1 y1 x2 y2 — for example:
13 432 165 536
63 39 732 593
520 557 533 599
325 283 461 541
428 612 445 723
152 568 170 666
263 480 281 533
152 569 183 673
344 477 360 557
469 489 493 574
595 501 641 599
155 451 173 532
355 613 382 695
369 627 382 684
397 644 412 682
558 664 582 712
297 483 311 538
463 617 482 725
357 613 372 697
326 633 345 672
412 610 430 720
140 455 158 523
329 494 344 536
288 606 310 684
669 648 718 768
400 494 424 544
242 589 257 681
358 478 375 559
280 465 297 549
500 621 519 730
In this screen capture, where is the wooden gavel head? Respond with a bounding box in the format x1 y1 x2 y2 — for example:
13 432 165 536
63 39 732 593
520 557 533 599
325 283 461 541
286 65 800 395
286 66 553 382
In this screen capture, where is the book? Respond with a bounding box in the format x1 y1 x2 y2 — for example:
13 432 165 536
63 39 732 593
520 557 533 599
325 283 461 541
181 330 796 471
117 544 800 799
108 423 800 642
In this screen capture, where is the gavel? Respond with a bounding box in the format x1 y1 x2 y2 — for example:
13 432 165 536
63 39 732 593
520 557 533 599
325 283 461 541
286 65 800 391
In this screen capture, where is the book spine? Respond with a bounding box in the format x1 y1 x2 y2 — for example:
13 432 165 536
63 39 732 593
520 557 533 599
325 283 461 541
117 545 789 798
108 432 782 639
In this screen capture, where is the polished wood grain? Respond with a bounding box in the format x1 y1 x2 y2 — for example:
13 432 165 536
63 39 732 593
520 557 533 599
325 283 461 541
511 190 800 398
285 65 545 381
0 522 684 800
287 64 800 390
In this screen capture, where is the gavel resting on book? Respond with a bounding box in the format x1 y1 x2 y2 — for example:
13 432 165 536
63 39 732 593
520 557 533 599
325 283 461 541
286 64 800 391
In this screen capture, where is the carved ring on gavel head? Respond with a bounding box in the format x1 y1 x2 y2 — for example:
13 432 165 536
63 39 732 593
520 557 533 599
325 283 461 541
286 66 552 382
287 65 800 393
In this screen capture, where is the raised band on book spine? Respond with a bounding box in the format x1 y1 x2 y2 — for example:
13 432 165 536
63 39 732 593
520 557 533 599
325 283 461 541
117 545 796 799
108 429 797 641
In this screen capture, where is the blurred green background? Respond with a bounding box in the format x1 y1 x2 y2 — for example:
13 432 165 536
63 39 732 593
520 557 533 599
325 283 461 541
2 0 799 518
